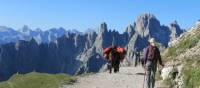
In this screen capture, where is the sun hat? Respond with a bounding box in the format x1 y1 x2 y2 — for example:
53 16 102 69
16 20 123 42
149 38 156 43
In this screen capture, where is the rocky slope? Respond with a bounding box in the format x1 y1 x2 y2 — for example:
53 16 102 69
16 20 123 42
0 13 183 81
160 21 200 88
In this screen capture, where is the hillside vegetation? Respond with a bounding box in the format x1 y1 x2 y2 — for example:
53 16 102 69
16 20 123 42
161 25 200 88
0 72 76 88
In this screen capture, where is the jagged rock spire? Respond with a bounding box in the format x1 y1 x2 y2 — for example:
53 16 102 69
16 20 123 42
99 22 108 33
169 20 183 41
125 24 135 38
134 13 160 37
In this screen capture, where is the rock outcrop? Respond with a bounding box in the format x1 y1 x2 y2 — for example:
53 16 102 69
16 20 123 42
169 21 183 41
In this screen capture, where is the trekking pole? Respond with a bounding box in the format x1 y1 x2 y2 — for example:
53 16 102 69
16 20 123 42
143 68 146 88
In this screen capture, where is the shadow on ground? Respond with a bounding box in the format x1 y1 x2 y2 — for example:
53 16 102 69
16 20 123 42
135 73 145 75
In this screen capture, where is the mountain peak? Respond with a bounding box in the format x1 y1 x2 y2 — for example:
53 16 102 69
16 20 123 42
169 21 183 41
68 29 83 35
21 25 32 32
169 20 181 30
99 22 108 33
170 20 178 27
126 24 134 32
49 27 66 32
0 26 14 32
137 13 156 20
35 28 42 32
135 13 160 37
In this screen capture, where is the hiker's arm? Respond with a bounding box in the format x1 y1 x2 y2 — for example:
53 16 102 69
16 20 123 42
143 48 148 64
104 54 109 60
104 54 107 58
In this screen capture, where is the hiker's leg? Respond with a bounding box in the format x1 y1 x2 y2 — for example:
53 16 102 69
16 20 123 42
151 65 157 88
137 57 140 66
109 64 112 74
114 66 117 73
116 59 120 72
112 58 117 73
138 57 141 65
114 63 118 73
114 69 117 73
109 67 112 74
114 63 119 73
118 62 120 72
111 61 115 74
135 57 138 67
108 61 112 73
116 64 119 72
149 69 153 88
145 67 151 88
107 63 110 70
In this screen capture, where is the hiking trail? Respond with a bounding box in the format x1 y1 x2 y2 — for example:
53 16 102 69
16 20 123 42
61 66 151 88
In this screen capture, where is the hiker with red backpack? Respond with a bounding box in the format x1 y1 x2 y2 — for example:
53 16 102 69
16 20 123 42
103 45 126 74
143 38 164 88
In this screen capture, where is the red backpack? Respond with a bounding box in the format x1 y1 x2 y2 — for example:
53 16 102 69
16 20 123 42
117 47 126 61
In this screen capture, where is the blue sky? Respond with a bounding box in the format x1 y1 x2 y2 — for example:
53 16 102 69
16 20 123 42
0 0 200 32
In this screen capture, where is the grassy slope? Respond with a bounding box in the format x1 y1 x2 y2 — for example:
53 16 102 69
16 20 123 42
162 27 200 88
163 28 200 61
0 72 76 88
181 56 200 88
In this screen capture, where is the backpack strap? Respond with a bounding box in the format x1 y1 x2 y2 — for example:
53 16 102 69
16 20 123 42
144 46 150 64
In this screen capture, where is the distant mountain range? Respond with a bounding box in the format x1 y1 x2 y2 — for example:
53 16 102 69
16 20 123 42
0 25 83 44
0 13 184 81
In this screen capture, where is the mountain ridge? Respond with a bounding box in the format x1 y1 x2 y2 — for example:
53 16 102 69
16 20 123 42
0 13 184 81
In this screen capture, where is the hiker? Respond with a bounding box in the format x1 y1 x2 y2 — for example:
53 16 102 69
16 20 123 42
143 38 164 88
135 50 141 67
103 46 126 73
110 46 121 73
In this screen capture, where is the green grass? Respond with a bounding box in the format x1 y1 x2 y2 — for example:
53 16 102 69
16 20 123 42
0 72 76 88
182 56 200 88
162 55 200 88
163 29 200 62
163 78 174 88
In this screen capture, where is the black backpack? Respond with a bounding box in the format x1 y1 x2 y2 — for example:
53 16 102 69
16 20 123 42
110 49 120 60
147 45 157 61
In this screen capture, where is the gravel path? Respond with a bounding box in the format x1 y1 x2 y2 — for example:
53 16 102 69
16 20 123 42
62 66 147 88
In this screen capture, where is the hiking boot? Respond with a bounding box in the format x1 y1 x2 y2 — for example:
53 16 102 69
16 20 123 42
114 68 118 73
109 68 112 74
